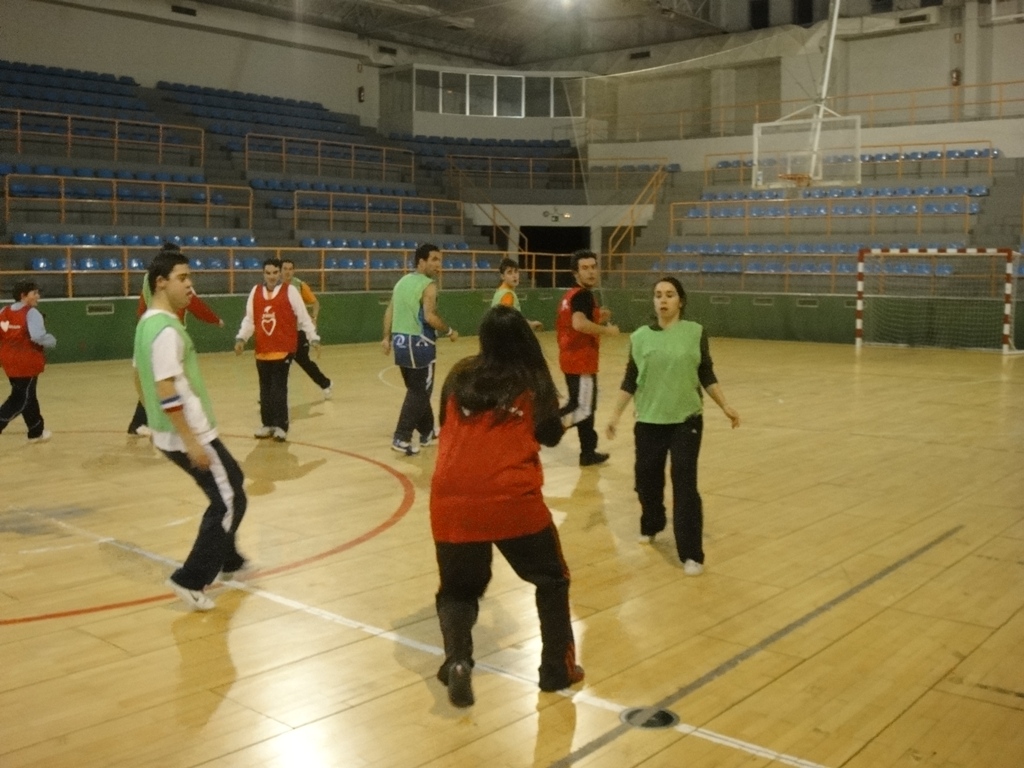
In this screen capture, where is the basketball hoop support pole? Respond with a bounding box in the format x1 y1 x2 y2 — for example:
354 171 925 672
811 0 843 175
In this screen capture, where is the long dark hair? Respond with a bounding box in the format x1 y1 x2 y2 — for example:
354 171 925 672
445 306 558 421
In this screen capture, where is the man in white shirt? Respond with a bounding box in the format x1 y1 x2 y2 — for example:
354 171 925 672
134 245 251 611
234 258 319 442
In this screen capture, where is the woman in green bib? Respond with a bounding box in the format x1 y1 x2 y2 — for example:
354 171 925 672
606 277 740 575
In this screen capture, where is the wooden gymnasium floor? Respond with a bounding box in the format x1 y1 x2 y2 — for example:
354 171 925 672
1 332 1023 768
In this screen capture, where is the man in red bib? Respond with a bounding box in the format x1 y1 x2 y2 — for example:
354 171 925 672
556 250 619 466
0 281 57 442
234 258 319 442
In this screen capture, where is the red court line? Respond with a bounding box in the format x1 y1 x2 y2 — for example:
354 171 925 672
1 437 416 626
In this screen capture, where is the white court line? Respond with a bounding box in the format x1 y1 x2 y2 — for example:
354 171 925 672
377 365 404 390
28 511 829 768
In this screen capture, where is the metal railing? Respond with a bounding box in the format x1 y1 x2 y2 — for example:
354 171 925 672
244 133 415 183
0 245 507 298
704 140 998 186
608 166 668 256
447 164 528 254
0 107 204 166
3 246 1017 300
291 190 463 236
3 174 253 228
671 194 977 238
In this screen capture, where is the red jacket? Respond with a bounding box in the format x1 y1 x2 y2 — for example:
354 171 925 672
0 304 46 378
430 392 552 543
556 285 601 374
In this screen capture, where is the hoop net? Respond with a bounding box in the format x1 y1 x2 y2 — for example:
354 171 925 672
855 248 1019 354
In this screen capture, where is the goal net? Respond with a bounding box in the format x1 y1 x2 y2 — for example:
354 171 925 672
753 114 861 189
855 248 1019 353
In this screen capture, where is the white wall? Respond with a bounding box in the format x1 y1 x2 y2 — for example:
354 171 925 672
844 28 953 96
588 117 1024 171
411 114 579 142
0 0 474 127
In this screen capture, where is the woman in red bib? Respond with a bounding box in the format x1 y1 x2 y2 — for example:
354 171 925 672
430 306 584 708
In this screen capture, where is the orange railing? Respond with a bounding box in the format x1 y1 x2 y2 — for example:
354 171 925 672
704 140 998 186
3 175 253 228
3 246 1016 300
291 190 463 236
608 166 668 255
585 79 1024 143
244 133 415 183
0 107 204 166
443 154 667 192
446 164 528 253
0 245 505 298
670 194 976 239
445 154 585 190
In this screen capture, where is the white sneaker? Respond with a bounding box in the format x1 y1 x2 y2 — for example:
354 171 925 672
683 559 704 576
391 438 419 455
165 577 215 611
322 384 332 400
638 534 656 545
128 425 152 437
27 430 52 444
272 427 287 442
254 426 274 439
419 428 438 448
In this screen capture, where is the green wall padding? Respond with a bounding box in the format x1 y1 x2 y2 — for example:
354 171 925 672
32 289 1024 364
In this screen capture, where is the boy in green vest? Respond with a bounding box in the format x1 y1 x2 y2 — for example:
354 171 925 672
134 245 251 611
491 258 542 331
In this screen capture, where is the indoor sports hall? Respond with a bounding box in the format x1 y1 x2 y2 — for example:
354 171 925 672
1 1 1022 767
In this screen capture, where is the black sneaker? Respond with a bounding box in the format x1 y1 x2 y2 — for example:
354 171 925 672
539 664 585 692
447 662 474 708
579 452 609 467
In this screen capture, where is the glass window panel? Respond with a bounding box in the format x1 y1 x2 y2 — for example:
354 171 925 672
497 76 523 117
469 74 494 116
442 72 467 115
553 77 583 117
414 69 440 113
524 76 551 117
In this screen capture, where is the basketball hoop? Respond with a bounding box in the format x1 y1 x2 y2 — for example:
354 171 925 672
778 173 812 188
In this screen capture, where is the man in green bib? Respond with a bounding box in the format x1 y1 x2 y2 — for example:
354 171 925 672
381 243 458 455
134 245 251 611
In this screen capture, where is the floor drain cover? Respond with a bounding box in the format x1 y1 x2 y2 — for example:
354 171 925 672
620 707 680 729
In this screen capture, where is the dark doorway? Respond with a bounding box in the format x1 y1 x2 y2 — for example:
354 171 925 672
520 226 590 288
750 0 769 30
794 0 814 25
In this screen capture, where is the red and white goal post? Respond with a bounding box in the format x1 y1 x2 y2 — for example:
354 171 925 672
855 248 1021 354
